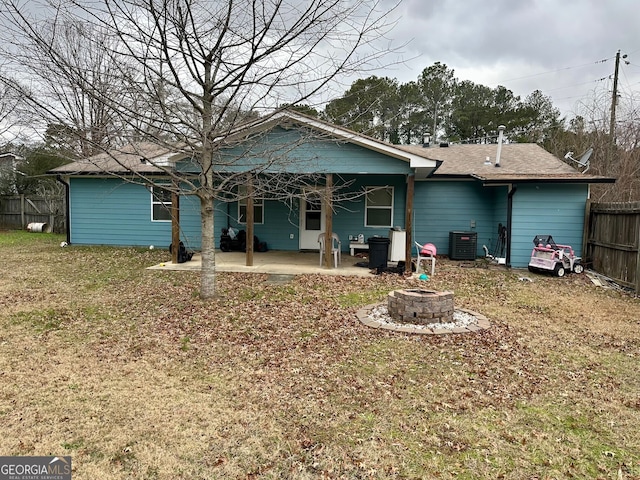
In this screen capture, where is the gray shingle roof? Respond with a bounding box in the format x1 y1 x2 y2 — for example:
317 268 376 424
394 143 615 183
50 142 179 174
49 114 614 185
395 143 575 175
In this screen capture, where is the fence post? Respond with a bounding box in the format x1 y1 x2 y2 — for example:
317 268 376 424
20 194 25 228
582 198 591 264
636 214 640 294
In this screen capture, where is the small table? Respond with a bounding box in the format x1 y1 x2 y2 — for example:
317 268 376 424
349 242 369 256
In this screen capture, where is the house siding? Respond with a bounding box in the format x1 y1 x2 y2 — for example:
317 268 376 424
334 175 408 241
69 173 410 252
510 183 588 267
68 177 588 267
216 127 413 175
413 181 497 259
180 194 203 249
219 198 300 251
69 177 201 249
222 174 408 251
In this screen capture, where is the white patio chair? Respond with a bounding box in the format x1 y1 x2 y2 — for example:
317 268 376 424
318 232 341 268
414 241 436 276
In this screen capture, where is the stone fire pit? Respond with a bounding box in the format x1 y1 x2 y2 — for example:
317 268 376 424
356 288 490 335
387 289 455 325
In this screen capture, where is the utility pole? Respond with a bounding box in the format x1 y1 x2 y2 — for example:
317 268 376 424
609 50 625 142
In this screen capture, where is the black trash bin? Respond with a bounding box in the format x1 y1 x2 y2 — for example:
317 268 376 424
367 236 390 269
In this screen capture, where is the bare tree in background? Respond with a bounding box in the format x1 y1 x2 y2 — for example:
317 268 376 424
0 74 30 143
2 19 125 157
547 85 640 202
0 0 398 298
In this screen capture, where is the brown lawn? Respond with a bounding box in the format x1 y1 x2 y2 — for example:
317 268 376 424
1 231 639 479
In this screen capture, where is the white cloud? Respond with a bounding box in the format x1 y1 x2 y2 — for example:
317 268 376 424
370 0 640 119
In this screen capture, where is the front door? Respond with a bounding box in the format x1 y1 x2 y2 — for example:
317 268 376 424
299 190 325 250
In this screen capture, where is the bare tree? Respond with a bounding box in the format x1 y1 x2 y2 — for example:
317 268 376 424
544 84 640 203
0 0 398 298
1 18 127 157
0 72 31 144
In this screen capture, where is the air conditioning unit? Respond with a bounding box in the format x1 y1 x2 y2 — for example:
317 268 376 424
449 231 477 260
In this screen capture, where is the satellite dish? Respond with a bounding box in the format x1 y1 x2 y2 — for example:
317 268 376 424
564 147 593 173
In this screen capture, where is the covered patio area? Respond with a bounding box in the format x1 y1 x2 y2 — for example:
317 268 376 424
148 250 384 277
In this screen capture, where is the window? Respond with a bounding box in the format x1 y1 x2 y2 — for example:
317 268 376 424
365 186 393 227
304 192 322 231
238 185 264 224
151 186 172 221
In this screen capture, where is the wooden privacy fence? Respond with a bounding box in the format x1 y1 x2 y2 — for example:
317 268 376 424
584 201 640 293
0 194 66 233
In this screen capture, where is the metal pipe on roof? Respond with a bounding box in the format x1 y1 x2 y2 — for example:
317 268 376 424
495 125 505 168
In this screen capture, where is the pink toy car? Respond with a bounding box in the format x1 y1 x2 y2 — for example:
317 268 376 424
528 235 584 277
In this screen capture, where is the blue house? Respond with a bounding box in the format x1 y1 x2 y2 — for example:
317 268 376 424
51 111 614 268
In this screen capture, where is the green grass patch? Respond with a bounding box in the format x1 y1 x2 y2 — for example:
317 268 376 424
0 229 64 246
9 308 73 333
336 287 391 308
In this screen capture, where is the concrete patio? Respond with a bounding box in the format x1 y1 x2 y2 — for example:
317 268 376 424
148 250 385 276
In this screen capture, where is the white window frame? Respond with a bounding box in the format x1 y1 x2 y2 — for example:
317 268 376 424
151 185 172 222
238 185 264 224
365 186 394 227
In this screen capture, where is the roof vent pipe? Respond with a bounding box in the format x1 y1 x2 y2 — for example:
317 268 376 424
495 125 505 168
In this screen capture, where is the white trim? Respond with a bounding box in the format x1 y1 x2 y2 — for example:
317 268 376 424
150 185 172 222
299 187 325 250
364 186 394 228
237 185 264 224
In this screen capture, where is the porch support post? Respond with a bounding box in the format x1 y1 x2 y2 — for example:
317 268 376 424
246 174 254 266
405 174 415 274
171 182 180 264
324 173 333 268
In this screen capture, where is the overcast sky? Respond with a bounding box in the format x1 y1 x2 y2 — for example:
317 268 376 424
4 0 638 128
369 0 640 123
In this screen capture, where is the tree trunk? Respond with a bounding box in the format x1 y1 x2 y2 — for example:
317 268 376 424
200 195 216 299
246 174 254 266
171 187 180 264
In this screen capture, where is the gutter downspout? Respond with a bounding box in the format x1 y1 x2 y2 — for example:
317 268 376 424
56 175 71 244
506 184 517 267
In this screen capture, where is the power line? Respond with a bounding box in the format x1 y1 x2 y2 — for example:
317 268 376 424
496 57 613 84
545 77 608 93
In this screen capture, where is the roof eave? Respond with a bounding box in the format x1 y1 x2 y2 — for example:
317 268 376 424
470 174 617 185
